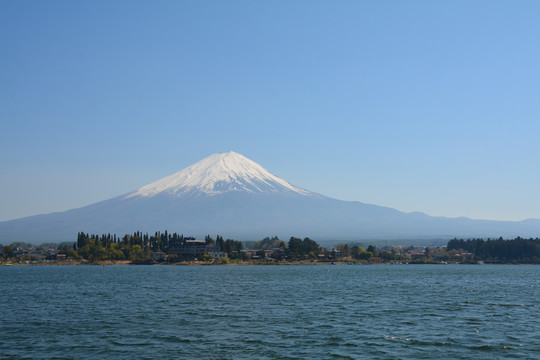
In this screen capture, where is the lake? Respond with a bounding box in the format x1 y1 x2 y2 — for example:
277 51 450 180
0 264 538 359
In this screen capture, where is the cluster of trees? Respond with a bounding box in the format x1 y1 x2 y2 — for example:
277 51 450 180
333 244 375 260
71 233 326 262
76 231 186 254
246 237 375 261
447 237 540 263
211 235 245 260
245 236 286 250
287 237 321 259
1 245 13 258
61 233 328 262
71 231 245 262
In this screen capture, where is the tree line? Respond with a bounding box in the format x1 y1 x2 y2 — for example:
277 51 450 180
3 233 539 264
71 233 325 262
447 237 540 263
71 231 245 262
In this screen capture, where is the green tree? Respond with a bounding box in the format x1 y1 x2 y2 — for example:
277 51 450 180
3 245 13 258
288 237 303 259
201 254 212 261
302 238 320 255
129 245 142 261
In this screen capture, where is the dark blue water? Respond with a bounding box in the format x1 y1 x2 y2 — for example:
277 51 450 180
0 265 538 359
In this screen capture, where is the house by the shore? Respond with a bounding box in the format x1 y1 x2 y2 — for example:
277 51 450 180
169 239 226 260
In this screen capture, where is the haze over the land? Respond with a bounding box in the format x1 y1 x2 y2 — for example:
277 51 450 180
1 1 540 224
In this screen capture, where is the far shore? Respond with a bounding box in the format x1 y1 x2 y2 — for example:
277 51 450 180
1 259 535 266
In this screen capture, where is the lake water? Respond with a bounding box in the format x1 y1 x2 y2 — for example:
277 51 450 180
0 265 538 359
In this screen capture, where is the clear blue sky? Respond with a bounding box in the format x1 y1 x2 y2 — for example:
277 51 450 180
1 0 539 222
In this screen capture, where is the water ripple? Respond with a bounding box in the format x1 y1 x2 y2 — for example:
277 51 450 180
0 264 538 359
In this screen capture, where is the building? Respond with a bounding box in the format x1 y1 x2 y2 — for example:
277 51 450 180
151 252 166 261
169 240 226 260
408 250 425 258
206 244 227 260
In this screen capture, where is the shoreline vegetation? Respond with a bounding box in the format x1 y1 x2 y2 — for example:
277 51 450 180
1 232 539 266
3 260 540 266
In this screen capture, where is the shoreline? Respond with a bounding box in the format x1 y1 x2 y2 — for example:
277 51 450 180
1 260 537 266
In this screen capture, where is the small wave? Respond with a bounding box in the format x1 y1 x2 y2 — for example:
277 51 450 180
328 336 344 341
316 323 334 329
245 339 263 344
422 313 443 317
468 344 521 351
328 353 355 359
498 303 525 307
469 345 494 351
385 335 412 342
384 336 454 347
160 336 192 343
108 339 152 347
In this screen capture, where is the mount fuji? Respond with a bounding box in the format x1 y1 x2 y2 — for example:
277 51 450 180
1 151 540 244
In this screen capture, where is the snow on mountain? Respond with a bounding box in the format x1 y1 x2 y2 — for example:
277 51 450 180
126 151 313 198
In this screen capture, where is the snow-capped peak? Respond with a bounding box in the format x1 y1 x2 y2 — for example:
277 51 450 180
127 151 313 198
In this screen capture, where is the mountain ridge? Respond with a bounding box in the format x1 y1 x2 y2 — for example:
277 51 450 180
1 151 540 244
